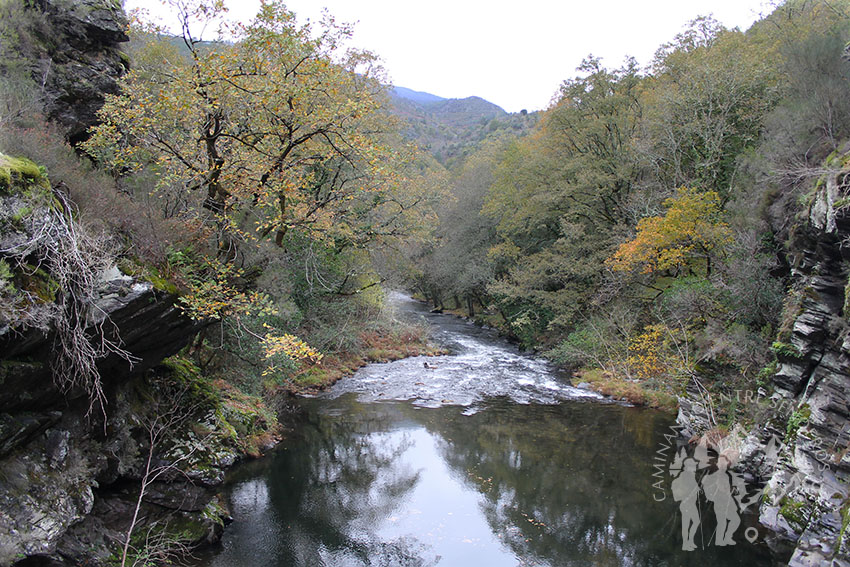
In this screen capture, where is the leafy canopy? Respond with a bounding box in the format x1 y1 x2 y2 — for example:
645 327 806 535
83 0 437 372
84 0 416 252
608 187 732 276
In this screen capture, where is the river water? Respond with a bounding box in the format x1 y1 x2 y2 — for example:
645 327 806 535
198 294 782 567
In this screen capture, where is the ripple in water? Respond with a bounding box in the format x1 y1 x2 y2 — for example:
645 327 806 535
323 293 604 411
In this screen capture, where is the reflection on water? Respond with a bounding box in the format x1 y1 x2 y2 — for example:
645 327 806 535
200 397 780 567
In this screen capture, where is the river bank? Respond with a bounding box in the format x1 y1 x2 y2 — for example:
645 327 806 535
287 304 447 393
195 293 784 567
410 295 679 412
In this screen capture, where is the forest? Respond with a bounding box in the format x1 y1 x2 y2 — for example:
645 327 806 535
406 1 850 409
2 0 849 411
2 0 850 564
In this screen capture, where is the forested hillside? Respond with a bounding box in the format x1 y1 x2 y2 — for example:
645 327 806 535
409 2 850 407
2 0 850 564
389 87 537 168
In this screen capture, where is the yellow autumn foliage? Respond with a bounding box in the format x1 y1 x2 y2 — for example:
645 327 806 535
608 187 732 276
261 332 323 377
627 323 694 383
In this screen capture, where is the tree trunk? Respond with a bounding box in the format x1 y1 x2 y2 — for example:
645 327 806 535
430 286 440 310
275 193 287 247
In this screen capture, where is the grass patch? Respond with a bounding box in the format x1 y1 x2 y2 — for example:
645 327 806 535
573 368 679 412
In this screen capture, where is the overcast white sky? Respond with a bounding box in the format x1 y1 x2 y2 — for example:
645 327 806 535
125 0 773 113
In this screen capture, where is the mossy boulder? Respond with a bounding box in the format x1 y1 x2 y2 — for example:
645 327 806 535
0 154 50 196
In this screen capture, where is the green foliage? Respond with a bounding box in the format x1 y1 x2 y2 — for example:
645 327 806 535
757 360 778 388
756 0 850 159
549 328 597 368
0 259 12 285
785 404 812 442
772 341 804 360
117 257 179 295
645 17 780 194
401 1 846 408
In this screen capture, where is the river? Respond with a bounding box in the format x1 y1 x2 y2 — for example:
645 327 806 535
197 294 783 567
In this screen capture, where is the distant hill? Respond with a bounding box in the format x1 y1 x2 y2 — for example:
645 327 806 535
388 87 537 169
392 86 446 105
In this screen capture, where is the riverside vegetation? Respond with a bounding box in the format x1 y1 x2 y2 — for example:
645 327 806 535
409 3 850 410
1 0 850 565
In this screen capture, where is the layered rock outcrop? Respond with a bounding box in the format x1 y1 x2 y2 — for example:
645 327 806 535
4 0 129 144
756 153 850 567
0 153 221 565
0 5 277 553
676 150 850 566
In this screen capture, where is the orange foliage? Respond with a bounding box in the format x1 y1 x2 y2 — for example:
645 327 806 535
608 187 732 275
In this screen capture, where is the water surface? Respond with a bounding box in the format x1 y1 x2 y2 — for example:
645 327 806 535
200 296 781 567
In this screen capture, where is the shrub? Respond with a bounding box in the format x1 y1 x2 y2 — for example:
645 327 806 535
0 121 201 269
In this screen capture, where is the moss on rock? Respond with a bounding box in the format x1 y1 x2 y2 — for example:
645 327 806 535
780 497 811 532
160 355 220 409
0 154 49 195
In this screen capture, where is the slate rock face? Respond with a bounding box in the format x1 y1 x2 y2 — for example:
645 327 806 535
676 153 850 566
757 164 850 567
11 0 129 144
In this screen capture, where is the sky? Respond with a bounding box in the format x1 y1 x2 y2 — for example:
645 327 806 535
125 0 773 113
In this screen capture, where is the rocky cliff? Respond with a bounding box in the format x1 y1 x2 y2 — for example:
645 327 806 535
677 148 850 566
0 4 280 565
0 152 275 566
2 0 129 144
756 149 850 567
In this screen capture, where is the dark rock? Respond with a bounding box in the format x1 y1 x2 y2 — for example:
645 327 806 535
11 555 67 567
44 430 69 469
0 278 208 414
142 481 211 513
0 412 60 458
8 0 129 144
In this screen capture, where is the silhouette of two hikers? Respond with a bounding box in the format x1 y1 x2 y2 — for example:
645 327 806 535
670 443 760 550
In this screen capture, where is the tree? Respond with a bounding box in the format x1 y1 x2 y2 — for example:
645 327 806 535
84 0 415 257
642 17 779 195
608 187 732 277
751 0 850 175
480 58 645 338
413 137 506 315
83 1 437 374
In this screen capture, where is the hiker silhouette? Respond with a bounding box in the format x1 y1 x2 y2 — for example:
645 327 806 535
670 452 701 551
701 453 741 546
